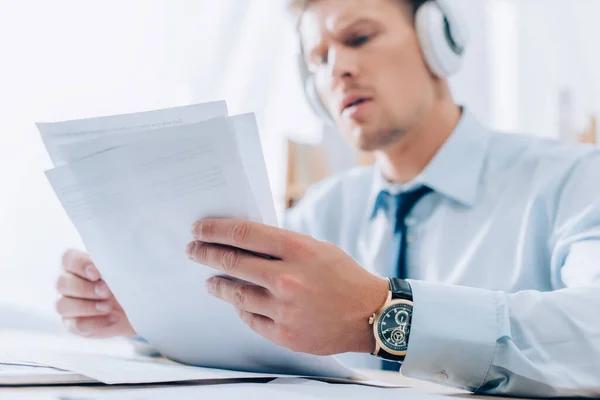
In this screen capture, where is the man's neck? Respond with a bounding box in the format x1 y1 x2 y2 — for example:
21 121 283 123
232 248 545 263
376 102 462 184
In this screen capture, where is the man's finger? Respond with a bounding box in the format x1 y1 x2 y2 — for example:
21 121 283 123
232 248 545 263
56 297 113 318
191 219 293 259
237 309 278 344
62 250 100 282
63 313 131 338
56 274 112 300
206 277 276 319
186 242 278 289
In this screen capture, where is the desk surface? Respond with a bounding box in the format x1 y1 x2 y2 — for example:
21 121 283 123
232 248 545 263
0 370 525 399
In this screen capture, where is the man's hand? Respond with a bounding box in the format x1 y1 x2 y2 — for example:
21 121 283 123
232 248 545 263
56 250 136 338
186 219 389 356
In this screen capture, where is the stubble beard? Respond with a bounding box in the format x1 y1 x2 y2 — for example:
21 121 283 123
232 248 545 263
354 126 408 152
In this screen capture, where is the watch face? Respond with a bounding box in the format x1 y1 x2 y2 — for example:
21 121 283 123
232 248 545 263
376 301 412 354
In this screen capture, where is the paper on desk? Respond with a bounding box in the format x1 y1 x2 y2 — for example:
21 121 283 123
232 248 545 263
0 363 94 386
57 114 277 226
56 381 422 400
14 351 282 385
44 117 354 380
1 331 403 388
7 344 404 387
37 101 228 166
58 384 318 400
263 380 433 398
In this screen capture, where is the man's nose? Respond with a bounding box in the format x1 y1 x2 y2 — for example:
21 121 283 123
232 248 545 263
327 47 360 82
314 46 361 113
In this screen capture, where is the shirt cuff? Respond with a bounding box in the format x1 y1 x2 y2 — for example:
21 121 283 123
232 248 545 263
401 280 499 392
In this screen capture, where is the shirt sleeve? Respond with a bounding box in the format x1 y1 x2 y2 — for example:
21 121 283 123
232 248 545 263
403 278 600 398
401 156 600 398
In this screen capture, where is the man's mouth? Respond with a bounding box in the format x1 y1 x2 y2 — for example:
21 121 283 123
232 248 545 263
341 96 373 115
345 98 369 109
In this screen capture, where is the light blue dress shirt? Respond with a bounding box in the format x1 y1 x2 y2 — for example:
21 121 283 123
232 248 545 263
283 109 600 398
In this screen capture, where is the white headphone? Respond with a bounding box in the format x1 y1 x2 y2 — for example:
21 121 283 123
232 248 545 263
297 0 470 124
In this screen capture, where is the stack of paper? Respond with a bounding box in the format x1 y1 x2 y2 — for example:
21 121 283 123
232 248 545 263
53 379 430 400
0 329 402 387
0 330 403 388
38 102 356 380
0 362 94 386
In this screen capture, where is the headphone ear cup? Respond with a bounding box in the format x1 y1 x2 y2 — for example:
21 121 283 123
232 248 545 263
296 52 335 125
415 1 464 78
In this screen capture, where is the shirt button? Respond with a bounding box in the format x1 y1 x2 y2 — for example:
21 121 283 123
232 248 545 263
405 217 417 226
406 235 416 244
435 371 449 381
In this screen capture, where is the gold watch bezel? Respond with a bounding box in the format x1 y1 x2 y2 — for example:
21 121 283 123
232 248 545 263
369 292 414 357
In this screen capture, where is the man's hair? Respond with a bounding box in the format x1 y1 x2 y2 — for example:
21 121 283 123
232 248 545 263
287 0 429 18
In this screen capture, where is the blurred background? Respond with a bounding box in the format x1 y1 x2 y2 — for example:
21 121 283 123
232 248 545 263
0 0 598 329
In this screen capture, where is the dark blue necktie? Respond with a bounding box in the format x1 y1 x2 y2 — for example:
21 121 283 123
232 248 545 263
381 185 433 372
394 186 433 279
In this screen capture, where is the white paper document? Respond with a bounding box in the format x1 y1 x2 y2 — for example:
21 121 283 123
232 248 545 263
55 381 429 400
3 340 405 388
0 362 93 386
13 349 403 387
57 114 277 226
37 101 228 166
14 351 282 385
0 331 404 388
40 102 356 382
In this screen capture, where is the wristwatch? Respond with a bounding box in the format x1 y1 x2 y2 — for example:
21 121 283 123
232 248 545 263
368 278 414 363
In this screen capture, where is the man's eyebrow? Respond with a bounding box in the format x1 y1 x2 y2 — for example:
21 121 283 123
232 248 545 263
302 17 379 62
333 17 379 34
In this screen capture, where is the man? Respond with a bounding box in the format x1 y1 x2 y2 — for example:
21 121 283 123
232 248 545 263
55 0 600 397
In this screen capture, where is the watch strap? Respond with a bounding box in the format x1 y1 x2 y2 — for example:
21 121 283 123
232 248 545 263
377 348 406 362
388 278 413 301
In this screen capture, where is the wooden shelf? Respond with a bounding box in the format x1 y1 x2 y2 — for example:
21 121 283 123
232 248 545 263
285 139 375 209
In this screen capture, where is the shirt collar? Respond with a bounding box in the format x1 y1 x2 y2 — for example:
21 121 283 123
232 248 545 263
367 108 491 218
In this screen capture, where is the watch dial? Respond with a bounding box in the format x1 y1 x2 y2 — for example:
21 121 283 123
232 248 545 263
377 303 412 353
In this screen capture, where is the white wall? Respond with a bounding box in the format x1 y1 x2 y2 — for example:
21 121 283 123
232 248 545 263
516 0 600 139
457 0 600 139
449 0 493 127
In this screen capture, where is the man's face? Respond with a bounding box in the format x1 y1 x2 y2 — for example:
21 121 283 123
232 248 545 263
299 0 437 151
